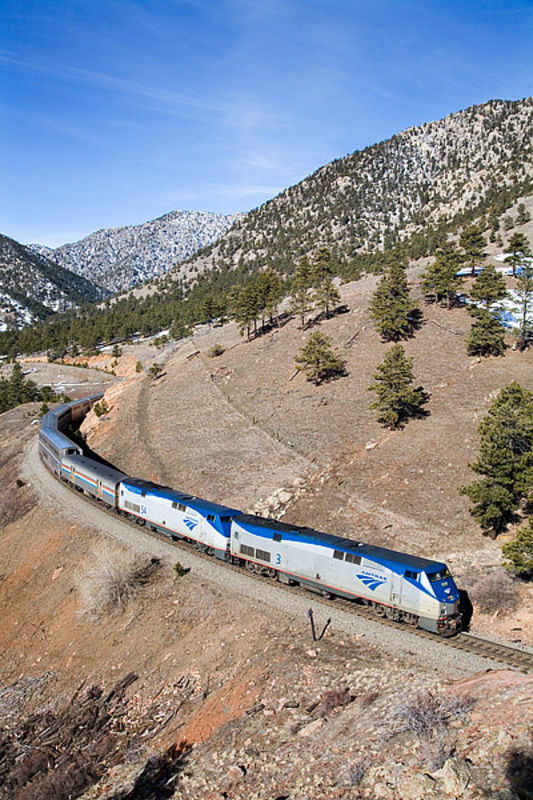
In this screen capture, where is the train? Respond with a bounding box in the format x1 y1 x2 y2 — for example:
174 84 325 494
39 396 462 636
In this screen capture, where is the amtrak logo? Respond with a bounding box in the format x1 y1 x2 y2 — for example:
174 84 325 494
357 573 387 591
183 517 199 531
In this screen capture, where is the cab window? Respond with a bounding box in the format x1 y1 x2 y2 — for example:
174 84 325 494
427 568 450 582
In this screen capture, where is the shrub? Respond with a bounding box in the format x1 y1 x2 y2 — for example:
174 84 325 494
149 363 163 380
388 688 473 741
173 561 188 577
319 686 353 717
359 689 379 709
78 545 161 619
336 760 365 788
469 570 519 613
208 343 225 357
503 519 533 578
93 400 109 417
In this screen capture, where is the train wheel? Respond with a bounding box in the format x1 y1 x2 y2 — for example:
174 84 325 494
372 603 386 617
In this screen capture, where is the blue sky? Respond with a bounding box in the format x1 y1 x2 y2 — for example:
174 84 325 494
1 0 532 247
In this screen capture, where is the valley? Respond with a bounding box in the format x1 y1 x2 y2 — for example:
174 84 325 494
1 94 533 799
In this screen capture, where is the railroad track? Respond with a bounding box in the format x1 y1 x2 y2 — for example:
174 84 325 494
60 473 533 674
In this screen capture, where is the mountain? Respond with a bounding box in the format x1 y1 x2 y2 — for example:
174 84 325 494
4 98 532 341
169 98 533 285
0 234 102 332
31 210 241 294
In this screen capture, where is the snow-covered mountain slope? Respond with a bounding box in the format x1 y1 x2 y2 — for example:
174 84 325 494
0 234 102 331
31 210 241 294
171 98 533 284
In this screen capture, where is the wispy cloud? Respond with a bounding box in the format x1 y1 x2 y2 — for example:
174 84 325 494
0 49 231 121
0 102 105 145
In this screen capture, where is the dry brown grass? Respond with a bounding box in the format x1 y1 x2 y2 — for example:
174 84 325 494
78 543 161 619
386 687 475 770
469 570 519 614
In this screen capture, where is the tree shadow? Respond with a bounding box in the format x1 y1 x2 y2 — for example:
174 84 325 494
505 745 533 799
313 365 349 386
408 308 425 333
305 304 350 329
109 741 192 800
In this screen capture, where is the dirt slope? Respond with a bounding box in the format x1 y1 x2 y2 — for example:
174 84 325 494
2 255 533 798
81 266 533 644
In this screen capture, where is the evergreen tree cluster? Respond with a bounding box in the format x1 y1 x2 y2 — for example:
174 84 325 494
234 269 283 339
421 242 463 308
192 99 532 286
420 227 533 356
460 382 533 537
0 363 62 414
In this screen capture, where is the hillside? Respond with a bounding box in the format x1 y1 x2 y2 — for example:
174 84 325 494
75 254 533 639
166 98 533 289
1 261 533 796
31 210 241 294
0 234 103 331
2 98 532 353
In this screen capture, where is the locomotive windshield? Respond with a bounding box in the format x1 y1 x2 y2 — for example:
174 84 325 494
427 568 451 582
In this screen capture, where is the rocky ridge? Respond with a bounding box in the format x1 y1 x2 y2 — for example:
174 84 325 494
0 234 102 331
166 97 533 288
31 210 241 294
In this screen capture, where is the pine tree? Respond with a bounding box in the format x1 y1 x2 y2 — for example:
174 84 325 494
310 248 340 317
311 247 334 287
148 364 163 381
460 224 486 276
294 331 346 385
368 344 426 429
421 243 463 308
516 203 531 226
234 284 259 340
470 264 507 308
289 256 314 329
513 256 533 350
504 233 531 277
369 261 418 341
460 382 533 536
502 518 533 578
3 362 40 409
254 269 283 330
466 308 506 356
313 277 341 318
